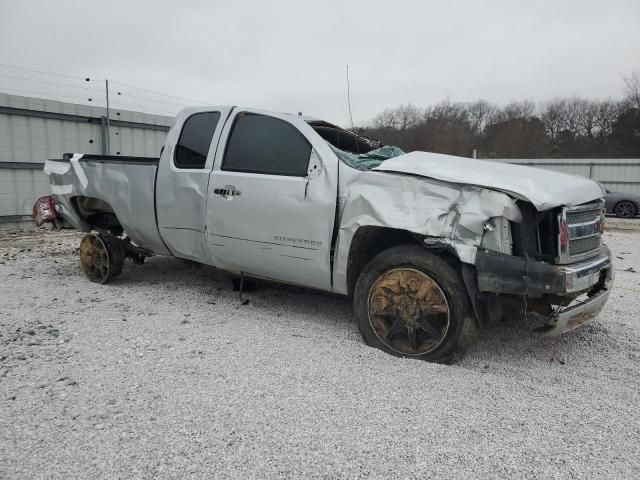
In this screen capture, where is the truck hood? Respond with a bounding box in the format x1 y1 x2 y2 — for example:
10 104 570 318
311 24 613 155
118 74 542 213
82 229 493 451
373 151 605 211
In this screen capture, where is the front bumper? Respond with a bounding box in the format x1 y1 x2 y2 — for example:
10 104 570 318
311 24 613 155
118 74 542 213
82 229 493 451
475 246 614 335
543 270 612 336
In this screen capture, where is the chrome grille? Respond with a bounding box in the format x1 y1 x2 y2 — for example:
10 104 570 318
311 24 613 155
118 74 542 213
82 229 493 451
557 200 604 264
569 235 601 256
567 208 601 224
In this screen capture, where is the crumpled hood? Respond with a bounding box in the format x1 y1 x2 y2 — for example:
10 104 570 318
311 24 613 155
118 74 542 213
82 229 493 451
373 151 605 211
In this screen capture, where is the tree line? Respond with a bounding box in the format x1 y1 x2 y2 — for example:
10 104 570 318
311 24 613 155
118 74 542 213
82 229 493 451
359 72 640 158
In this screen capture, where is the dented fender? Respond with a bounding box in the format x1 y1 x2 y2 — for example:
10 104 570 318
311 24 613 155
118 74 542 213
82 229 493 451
332 167 522 295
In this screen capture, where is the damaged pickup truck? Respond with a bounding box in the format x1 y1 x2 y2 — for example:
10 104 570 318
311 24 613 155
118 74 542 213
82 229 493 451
35 106 614 363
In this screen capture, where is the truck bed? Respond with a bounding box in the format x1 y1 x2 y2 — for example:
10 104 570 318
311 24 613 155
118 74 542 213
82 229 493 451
44 153 169 254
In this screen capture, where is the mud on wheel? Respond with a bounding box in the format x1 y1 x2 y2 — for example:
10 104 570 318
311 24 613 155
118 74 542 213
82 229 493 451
79 234 125 284
354 245 479 363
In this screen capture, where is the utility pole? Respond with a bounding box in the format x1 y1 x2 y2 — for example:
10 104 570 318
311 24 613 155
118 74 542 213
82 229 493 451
85 76 111 155
105 79 110 155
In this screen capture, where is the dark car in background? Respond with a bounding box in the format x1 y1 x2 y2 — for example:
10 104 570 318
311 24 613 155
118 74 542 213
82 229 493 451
605 189 640 218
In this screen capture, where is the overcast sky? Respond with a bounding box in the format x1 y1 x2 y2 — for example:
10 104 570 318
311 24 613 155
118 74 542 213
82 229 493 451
1 0 639 126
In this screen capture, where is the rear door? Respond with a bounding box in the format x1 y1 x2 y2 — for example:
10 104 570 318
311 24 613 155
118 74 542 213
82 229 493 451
156 107 231 261
206 109 337 290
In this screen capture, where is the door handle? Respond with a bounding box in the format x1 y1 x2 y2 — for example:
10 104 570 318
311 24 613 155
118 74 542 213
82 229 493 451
214 185 241 197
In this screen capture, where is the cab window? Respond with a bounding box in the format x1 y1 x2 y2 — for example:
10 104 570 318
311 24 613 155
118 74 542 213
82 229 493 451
174 112 221 169
222 113 311 176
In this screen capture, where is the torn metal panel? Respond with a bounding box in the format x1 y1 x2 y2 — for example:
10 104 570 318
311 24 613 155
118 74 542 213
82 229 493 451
373 151 606 211
332 164 522 294
479 216 513 255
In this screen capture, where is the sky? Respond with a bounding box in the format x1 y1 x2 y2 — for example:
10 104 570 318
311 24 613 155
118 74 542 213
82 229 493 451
1 0 639 126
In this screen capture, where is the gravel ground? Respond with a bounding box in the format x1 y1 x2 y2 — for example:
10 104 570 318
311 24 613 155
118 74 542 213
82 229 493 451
1 230 639 479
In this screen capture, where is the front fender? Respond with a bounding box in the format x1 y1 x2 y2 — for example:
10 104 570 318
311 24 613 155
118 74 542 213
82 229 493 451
332 170 522 294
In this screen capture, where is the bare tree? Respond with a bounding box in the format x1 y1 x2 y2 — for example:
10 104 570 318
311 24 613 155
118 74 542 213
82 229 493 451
594 100 622 139
371 103 422 130
572 98 599 138
425 100 467 124
493 100 536 123
623 71 640 109
466 100 495 135
371 108 399 129
363 87 639 158
396 103 422 130
540 99 567 140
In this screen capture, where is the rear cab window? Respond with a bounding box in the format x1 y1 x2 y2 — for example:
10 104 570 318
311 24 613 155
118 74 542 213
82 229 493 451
174 112 221 169
222 113 311 176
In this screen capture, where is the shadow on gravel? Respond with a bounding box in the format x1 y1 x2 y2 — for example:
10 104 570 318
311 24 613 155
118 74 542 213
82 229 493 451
111 255 350 300
460 311 619 370
65 254 621 368
100 254 354 322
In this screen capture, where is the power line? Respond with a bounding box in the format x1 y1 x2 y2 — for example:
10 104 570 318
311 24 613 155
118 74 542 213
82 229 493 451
1 62 209 113
0 87 102 104
0 87 177 116
110 80 212 105
2 62 212 106
115 91 189 108
0 72 191 107
110 101 176 116
0 85 177 115
0 73 185 110
0 63 92 82
0 73 103 92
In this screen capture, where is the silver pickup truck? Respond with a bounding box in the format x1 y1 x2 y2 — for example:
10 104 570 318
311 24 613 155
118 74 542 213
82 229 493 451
34 106 613 363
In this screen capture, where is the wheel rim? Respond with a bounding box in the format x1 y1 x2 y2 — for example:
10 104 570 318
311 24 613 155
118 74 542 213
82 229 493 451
367 268 450 356
79 235 111 283
615 201 636 218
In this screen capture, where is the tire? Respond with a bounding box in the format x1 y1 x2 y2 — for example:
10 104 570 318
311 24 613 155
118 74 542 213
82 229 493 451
353 245 478 363
613 200 638 218
79 233 125 284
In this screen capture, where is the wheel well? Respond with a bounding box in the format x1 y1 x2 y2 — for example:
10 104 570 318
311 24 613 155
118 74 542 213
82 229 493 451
71 196 123 236
346 227 421 296
346 227 466 296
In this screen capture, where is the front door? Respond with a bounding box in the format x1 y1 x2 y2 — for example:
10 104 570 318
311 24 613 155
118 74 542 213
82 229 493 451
206 110 336 291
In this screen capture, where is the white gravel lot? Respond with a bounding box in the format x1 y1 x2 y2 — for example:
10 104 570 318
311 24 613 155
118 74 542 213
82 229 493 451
1 229 639 479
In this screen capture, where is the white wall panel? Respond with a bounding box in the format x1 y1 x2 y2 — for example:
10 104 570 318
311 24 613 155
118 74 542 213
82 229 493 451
0 93 173 223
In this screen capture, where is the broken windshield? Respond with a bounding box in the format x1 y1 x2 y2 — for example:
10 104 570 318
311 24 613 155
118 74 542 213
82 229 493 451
308 120 404 170
329 144 405 170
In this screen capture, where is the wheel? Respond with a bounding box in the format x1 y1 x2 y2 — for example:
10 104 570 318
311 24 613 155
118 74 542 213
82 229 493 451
614 200 637 218
353 245 478 363
79 234 125 284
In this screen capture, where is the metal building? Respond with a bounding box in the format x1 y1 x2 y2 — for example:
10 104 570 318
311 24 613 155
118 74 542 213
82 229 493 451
0 93 173 230
494 158 640 195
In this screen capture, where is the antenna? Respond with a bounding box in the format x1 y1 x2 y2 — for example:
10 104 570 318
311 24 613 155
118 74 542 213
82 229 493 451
346 64 354 130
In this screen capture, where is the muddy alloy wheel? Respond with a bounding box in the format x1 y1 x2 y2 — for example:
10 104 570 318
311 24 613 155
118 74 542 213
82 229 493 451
79 234 124 284
614 200 637 218
368 268 450 356
354 245 478 363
